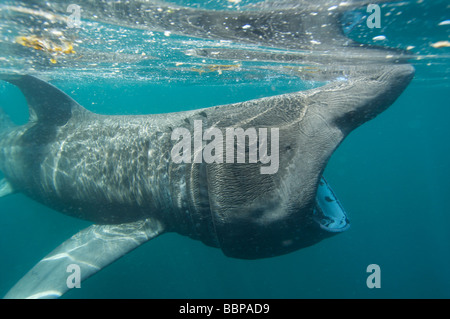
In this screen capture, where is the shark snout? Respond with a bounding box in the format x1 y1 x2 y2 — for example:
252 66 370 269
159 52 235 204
376 64 415 85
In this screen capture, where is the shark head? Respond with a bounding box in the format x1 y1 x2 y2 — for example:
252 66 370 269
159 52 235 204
188 64 415 259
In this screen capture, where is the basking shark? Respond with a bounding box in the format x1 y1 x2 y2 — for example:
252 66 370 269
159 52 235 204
0 0 414 298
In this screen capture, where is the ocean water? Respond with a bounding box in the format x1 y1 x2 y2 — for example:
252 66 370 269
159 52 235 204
0 0 449 299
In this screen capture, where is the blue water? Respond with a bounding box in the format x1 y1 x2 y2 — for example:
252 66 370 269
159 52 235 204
0 0 449 298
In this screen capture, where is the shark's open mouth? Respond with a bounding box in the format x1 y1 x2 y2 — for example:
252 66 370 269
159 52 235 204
313 177 350 233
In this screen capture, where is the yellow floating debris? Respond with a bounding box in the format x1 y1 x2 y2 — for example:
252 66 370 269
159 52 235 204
430 41 450 49
16 35 76 54
16 35 76 64
283 66 320 74
191 64 241 75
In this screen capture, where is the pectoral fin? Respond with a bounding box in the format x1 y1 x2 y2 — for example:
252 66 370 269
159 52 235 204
3 218 165 299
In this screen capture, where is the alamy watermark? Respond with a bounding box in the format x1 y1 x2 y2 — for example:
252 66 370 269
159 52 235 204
171 120 279 175
67 4 81 28
366 264 381 288
66 264 81 289
367 4 381 29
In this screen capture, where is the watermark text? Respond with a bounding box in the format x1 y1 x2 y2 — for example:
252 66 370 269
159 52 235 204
171 120 279 175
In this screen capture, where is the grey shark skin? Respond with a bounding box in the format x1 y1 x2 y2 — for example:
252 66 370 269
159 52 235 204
0 63 413 298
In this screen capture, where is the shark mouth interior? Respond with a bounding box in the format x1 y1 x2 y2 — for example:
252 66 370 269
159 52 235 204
313 177 350 233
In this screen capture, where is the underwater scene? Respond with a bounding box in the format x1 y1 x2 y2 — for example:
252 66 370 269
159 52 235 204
0 0 449 299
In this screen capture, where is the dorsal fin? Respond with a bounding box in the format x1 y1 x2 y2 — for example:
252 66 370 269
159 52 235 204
0 74 86 126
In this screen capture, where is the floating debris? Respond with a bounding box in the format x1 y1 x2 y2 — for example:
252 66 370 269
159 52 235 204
191 64 241 75
283 66 320 74
372 35 387 41
438 20 450 26
430 41 450 48
16 35 76 64
16 35 76 54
